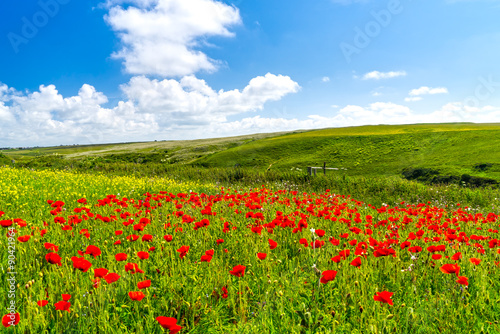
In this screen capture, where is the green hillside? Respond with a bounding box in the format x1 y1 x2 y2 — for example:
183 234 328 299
194 123 500 181
3 123 500 186
2 130 303 164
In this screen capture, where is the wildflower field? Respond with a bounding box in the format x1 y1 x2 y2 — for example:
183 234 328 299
1 167 500 333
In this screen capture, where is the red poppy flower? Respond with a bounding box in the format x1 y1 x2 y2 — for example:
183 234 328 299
456 276 469 286
129 291 146 301
339 249 350 260
93 278 101 288
124 262 144 274
115 230 123 236
55 300 71 312
331 255 341 263
2 313 20 327
156 316 182 334
440 264 461 276
373 248 396 257
71 257 92 272
269 239 278 250
350 256 362 267
257 253 267 260
221 286 229 298
94 268 109 278
469 258 481 265
432 254 442 260
44 242 59 252
137 251 150 260
408 246 422 253
0 220 13 228
127 234 139 242
85 245 101 258
77 198 87 204
311 240 325 249
200 254 212 262
299 238 309 248
138 280 151 289
320 270 337 284
216 239 224 244
451 252 462 261
62 294 71 302
315 229 325 237
374 291 394 305
229 265 246 277
133 224 145 232
103 272 120 284
114 240 121 245
142 234 153 242
177 245 190 259
45 252 62 266
17 235 30 242
115 253 128 261
37 300 48 307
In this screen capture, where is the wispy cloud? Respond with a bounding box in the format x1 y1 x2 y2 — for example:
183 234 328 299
362 71 407 80
405 97 423 102
409 86 449 96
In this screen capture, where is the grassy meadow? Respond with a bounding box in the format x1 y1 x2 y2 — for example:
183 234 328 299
1 123 500 333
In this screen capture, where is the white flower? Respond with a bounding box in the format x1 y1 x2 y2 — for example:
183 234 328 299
310 228 316 234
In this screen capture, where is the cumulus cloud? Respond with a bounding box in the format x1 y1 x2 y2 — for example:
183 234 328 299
105 0 241 77
322 76 330 82
362 71 407 80
404 96 422 102
409 86 449 96
0 73 299 146
121 73 300 125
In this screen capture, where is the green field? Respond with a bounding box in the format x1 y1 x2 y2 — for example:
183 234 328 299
3 123 500 183
2 123 500 333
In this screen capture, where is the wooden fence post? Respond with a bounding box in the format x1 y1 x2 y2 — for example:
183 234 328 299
323 162 326 175
308 167 312 176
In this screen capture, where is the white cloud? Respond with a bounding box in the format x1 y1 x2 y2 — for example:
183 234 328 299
122 73 300 125
409 86 449 96
405 96 422 102
362 71 407 80
322 76 330 82
105 0 241 77
0 74 299 146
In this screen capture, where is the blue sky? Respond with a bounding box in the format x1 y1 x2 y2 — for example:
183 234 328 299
1 0 500 147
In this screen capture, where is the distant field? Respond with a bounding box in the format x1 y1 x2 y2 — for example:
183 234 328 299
2 123 500 184
196 123 500 180
2 130 306 162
